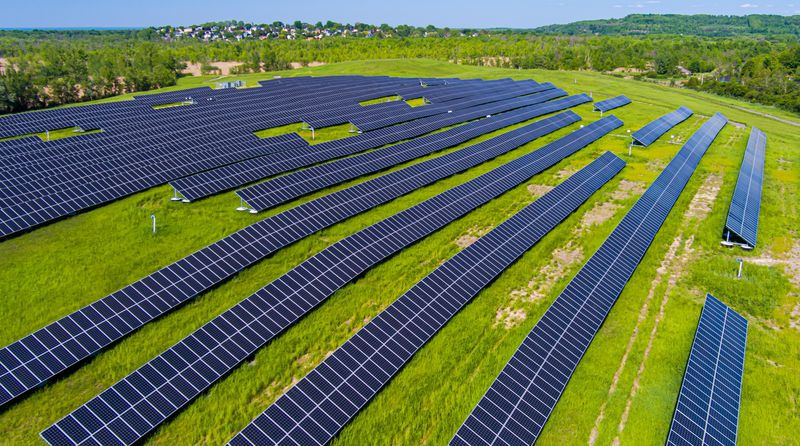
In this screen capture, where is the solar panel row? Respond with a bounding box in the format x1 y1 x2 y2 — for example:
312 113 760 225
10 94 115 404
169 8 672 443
171 91 585 203
666 294 747 446
723 127 766 248
351 82 556 133
0 111 580 409
40 116 619 446
1 76 539 237
228 152 626 446
593 95 632 113
452 112 728 446
632 106 694 147
236 93 589 212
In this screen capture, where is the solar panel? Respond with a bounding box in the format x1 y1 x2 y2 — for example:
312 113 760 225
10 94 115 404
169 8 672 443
0 111 579 410
666 293 747 446
452 112 728 446
227 152 626 446
235 93 589 211
170 91 582 202
632 106 694 147
40 117 620 446
723 127 766 248
593 95 632 113
2 76 543 238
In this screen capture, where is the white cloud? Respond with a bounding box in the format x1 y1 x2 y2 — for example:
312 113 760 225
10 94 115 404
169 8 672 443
740 3 759 7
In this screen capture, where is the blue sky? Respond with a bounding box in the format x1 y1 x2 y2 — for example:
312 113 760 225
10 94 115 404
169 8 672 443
3 0 799 29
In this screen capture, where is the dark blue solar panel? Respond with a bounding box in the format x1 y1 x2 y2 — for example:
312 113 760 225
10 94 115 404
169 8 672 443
593 95 632 112
171 91 581 202
41 117 620 445
227 152 625 446
0 110 578 410
723 127 766 247
632 106 693 147
3 76 538 237
666 293 747 446
451 113 728 446
236 93 588 211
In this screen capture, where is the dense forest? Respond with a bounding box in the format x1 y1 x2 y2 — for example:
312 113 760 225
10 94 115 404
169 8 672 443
532 14 800 37
0 15 798 115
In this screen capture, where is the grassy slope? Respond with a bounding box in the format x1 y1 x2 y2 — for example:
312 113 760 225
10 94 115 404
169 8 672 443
0 59 797 445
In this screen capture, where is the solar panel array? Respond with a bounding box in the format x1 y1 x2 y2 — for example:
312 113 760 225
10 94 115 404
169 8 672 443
41 116 620 446
593 95 632 112
235 93 587 211
723 127 766 247
0 76 547 238
666 294 748 446
632 106 694 147
0 110 579 410
172 90 581 202
228 152 626 446
452 112 728 446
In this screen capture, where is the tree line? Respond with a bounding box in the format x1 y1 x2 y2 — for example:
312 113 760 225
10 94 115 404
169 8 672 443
0 24 798 114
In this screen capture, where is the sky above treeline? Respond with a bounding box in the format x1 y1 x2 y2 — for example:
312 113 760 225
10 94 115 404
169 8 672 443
3 0 799 29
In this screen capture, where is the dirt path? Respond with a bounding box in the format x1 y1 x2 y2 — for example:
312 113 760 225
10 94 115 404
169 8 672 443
613 236 695 444
728 104 800 127
588 236 682 446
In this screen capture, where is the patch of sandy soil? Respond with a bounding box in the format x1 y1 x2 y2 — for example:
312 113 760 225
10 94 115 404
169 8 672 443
610 180 646 201
580 202 621 229
181 61 244 76
556 168 577 180
528 244 584 301
0 57 6 74
494 308 527 329
685 174 722 220
290 61 326 69
790 303 800 331
646 159 667 173
729 121 746 129
748 239 800 289
455 225 493 249
495 243 584 329
527 184 554 197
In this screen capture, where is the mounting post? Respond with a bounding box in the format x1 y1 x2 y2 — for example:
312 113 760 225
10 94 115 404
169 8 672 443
150 214 156 234
236 198 248 212
736 258 743 279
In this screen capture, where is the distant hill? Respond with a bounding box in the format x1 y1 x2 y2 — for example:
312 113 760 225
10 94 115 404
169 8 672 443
532 14 800 37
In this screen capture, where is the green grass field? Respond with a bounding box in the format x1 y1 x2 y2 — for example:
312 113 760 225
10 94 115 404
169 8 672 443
0 59 798 445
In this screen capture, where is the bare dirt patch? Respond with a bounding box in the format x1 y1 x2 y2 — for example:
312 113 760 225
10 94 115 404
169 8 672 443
646 159 667 173
455 225 493 249
556 168 577 180
495 243 583 329
527 184 554 197
494 308 527 329
790 303 800 331
611 180 646 201
685 174 722 220
0 57 6 74
181 61 244 76
581 202 621 228
528 244 584 302
748 239 800 289
290 61 326 69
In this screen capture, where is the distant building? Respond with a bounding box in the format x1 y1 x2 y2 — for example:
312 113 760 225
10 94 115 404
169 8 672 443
217 80 244 89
